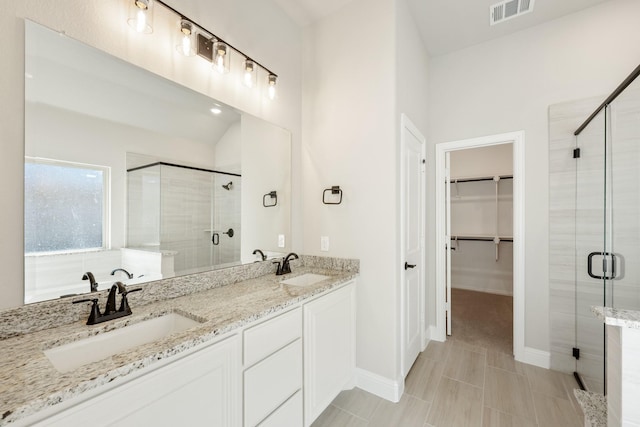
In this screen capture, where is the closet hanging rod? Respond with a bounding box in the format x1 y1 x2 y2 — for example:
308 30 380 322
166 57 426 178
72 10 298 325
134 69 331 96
574 63 640 136
450 236 513 242
450 175 513 183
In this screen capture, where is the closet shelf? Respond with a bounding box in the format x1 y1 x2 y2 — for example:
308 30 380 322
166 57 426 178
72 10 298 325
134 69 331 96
450 235 513 242
450 175 513 183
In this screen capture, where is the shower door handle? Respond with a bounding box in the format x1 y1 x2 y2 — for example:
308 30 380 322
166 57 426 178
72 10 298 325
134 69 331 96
587 251 616 280
212 233 219 246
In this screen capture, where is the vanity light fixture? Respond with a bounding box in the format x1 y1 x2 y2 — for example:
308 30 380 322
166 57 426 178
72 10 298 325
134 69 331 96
126 0 278 96
243 59 256 88
176 19 196 57
267 74 277 100
128 0 154 34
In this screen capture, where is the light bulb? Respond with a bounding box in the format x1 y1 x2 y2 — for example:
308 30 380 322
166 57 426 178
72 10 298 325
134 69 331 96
267 74 277 100
181 35 191 55
136 9 146 33
243 59 255 88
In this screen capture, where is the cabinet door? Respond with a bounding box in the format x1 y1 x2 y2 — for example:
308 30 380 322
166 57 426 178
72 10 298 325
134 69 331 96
37 335 240 427
303 283 356 426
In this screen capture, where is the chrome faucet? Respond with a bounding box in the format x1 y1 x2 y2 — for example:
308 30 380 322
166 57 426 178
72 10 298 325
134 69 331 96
111 268 133 279
73 282 142 325
82 272 99 292
252 249 267 261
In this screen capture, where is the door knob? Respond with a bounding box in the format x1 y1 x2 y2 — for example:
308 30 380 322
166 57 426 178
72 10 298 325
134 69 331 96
405 262 416 270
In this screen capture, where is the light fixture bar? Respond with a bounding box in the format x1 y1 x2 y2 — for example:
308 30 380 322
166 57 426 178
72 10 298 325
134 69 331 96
153 0 277 78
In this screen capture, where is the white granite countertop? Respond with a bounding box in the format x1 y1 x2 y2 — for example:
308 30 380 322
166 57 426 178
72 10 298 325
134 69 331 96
592 306 640 330
0 258 357 425
573 389 606 427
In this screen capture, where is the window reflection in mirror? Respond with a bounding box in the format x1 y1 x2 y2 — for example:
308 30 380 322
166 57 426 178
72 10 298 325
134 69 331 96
24 20 291 304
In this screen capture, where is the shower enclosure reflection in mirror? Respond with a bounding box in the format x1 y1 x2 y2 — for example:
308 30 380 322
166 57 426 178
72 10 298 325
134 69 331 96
24 20 291 304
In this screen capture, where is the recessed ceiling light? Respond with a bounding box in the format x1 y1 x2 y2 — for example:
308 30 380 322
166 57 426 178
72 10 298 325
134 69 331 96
210 107 222 115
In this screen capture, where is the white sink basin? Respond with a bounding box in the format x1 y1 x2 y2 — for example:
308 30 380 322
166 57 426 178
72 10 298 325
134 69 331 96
44 312 201 373
281 273 330 287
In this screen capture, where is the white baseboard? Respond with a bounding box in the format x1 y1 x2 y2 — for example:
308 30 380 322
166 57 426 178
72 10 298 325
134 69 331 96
429 325 445 342
517 346 550 369
355 368 403 403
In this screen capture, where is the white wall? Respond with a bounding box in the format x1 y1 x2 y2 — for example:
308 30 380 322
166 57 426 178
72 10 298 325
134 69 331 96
302 0 398 383
428 0 640 351
450 144 513 179
241 114 291 261
0 0 302 309
301 0 429 393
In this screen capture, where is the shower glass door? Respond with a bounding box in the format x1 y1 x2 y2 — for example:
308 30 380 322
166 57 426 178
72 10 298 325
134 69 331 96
607 78 640 313
575 108 608 393
575 77 640 393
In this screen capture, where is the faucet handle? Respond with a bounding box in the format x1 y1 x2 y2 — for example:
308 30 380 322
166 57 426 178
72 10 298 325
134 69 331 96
118 288 142 314
73 298 101 325
273 260 283 276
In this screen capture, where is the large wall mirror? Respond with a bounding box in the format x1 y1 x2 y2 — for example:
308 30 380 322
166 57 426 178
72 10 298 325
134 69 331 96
24 21 291 304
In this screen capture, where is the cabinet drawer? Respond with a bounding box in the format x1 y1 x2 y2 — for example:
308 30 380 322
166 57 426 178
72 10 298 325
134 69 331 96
244 307 301 367
244 339 302 427
258 390 303 427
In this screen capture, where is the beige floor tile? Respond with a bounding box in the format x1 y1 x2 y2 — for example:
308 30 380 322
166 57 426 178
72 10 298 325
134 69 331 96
524 364 573 400
405 356 445 402
331 388 384 421
532 392 583 427
442 347 485 387
562 375 585 424
486 351 526 375
450 338 488 355
426 377 483 427
484 367 536 421
482 407 537 427
311 404 368 427
368 394 431 427
421 340 451 362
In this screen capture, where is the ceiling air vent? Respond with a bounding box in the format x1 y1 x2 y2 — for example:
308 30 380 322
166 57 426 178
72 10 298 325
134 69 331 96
490 0 535 26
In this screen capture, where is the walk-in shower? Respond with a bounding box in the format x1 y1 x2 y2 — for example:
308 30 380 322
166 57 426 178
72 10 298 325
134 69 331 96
550 64 640 393
126 162 241 275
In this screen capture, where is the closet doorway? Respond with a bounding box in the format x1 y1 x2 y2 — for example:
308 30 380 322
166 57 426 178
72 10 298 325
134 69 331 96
435 131 525 360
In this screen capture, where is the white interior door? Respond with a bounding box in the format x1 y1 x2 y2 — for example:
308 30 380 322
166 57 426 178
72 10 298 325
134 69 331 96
400 115 425 377
445 152 452 336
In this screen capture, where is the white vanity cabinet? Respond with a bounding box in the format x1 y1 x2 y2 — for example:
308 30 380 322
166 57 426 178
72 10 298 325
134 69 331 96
16 280 356 427
29 335 241 427
303 282 356 426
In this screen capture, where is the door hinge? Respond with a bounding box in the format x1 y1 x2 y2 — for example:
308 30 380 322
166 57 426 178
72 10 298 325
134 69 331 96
573 148 581 159
572 347 580 360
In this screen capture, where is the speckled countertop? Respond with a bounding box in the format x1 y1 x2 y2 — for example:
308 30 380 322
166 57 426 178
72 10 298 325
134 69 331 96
0 256 358 425
592 306 640 330
573 389 606 427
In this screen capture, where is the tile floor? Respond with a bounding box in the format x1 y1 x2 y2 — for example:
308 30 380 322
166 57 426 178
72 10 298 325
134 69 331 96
312 339 585 427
